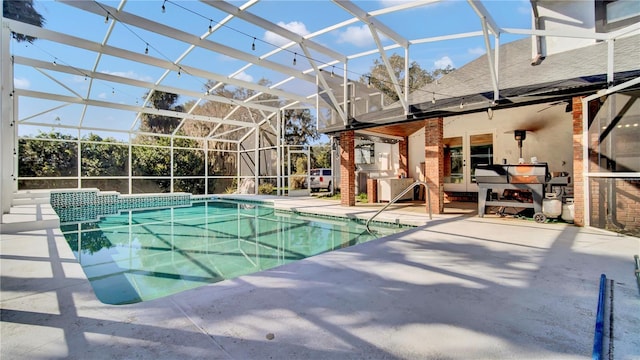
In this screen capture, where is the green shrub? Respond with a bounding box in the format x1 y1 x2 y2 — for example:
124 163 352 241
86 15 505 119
290 175 307 190
224 178 238 194
258 183 274 195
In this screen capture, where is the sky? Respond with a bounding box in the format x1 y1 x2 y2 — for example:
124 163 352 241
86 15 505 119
8 0 534 142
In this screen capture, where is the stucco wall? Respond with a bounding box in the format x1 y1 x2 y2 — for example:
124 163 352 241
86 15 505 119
534 0 640 57
355 141 399 178
535 0 596 56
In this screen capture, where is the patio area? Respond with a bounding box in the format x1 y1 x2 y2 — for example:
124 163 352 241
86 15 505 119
1 196 638 359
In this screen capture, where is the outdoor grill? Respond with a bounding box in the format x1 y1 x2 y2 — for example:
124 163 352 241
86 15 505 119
476 163 570 217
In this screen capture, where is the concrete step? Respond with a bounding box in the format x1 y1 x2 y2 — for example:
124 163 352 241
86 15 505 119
0 203 60 234
10 190 52 206
12 190 52 199
12 197 51 206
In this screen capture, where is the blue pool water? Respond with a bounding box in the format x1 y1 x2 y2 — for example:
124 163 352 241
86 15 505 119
60 199 411 305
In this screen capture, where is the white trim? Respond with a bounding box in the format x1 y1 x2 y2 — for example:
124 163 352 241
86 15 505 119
586 172 640 178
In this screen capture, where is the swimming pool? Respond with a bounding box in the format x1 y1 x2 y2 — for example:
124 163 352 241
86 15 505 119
59 199 412 305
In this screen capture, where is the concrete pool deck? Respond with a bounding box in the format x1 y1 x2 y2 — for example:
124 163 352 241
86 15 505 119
1 196 639 359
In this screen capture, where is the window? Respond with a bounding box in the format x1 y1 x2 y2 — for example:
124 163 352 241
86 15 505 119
595 0 640 33
587 93 640 173
355 142 374 164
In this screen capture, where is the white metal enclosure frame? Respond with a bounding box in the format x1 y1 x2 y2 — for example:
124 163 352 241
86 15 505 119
1 0 639 219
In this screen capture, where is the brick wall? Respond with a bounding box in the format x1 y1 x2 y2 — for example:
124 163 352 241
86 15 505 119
443 149 452 183
424 118 444 214
589 178 640 236
613 179 640 235
367 178 378 203
399 138 408 177
339 130 356 206
572 96 585 226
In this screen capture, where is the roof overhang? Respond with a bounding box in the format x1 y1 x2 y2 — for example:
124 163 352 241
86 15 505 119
323 70 640 135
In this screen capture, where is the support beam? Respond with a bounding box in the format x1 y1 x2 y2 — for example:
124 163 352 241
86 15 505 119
502 27 612 41
254 125 259 195
59 1 321 85
6 19 310 105
424 118 444 214
607 39 614 86
333 0 409 48
1 21 15 215
573 96 586 227
202 0 345 62
277 110 282 196
404 47 410 110
367 23 408 112
467 0 501 35
302 45 348 125
399 137 408 177
14 89 258 129
529 0 546 63
480 19 500 103
493 35 500 88
339 131 355 206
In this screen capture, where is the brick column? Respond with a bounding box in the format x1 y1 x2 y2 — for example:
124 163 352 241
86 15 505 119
398 137 408 177
339 130 356 206
572 96 585 226
367 178 378 203
424 118 444 214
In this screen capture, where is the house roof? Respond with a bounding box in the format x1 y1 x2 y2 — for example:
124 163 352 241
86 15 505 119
415 34 640 103
324 34 640 135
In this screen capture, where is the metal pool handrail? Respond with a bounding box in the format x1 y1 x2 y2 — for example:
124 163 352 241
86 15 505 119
365 180 432 234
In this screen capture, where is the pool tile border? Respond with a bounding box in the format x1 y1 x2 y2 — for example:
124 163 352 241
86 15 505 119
50 190 415 229
51 189 192 223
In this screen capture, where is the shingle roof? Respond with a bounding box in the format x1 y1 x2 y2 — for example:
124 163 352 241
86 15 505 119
411 34 640 105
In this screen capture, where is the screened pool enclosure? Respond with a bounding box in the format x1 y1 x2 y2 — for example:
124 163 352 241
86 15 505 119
2 0 639 231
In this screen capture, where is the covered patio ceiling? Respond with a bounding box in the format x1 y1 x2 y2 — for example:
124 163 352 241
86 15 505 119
3 0 635 142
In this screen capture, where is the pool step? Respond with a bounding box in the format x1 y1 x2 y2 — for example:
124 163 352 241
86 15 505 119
0 203 60 234
11 190 52 206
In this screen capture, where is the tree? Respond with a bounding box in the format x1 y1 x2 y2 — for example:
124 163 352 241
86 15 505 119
311 144 331 169
64 225 114 255
3 0 45 43
17 131 79 189
138 91 183 135
360 54 455 104
283 108 319 145
432 65 455 78
131 143 171 192
18 131 77 177
81 134 128 177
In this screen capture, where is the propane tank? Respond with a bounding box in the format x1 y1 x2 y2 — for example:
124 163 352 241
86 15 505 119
561 198 575 223
543 193 562 218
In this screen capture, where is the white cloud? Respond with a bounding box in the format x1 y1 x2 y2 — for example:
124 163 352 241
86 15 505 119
468 47 486 56
231 71 254 83
14 77 30 89
98 92 107 99
264 21 310 47
100 70 153 82
337 25 377 47
434 56 454 69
